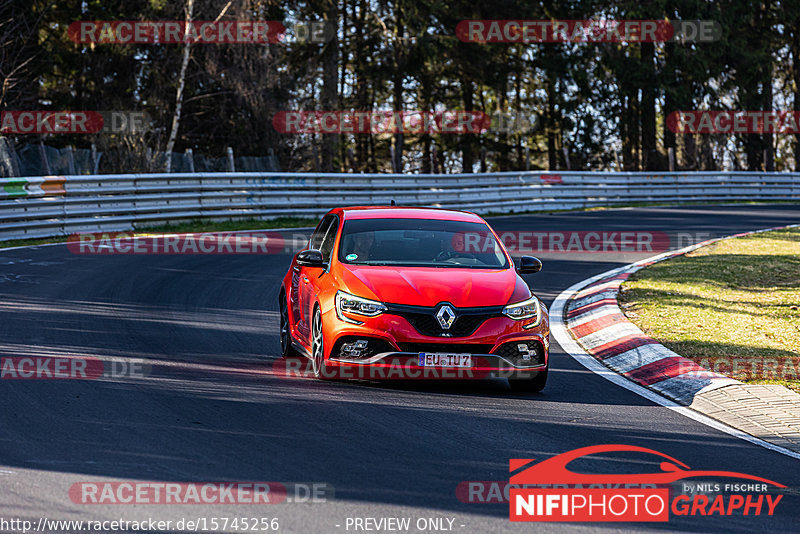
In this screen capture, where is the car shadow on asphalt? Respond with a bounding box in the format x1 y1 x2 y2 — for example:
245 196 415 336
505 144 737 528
1 357 796 534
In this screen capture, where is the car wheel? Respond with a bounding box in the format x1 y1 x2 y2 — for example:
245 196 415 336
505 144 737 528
279 294 297 358
509 368 548 393
311 307 332 379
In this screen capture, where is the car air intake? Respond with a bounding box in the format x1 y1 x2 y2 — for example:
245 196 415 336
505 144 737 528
493 340 545 367
332 337 395 359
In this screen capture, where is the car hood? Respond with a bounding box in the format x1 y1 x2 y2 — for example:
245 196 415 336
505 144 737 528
340 265 530 307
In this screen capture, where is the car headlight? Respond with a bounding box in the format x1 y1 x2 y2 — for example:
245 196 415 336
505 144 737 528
335 291 387 324
503 296 541 326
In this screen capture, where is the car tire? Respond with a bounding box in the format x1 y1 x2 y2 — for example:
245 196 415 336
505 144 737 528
311 306 332 380
279 293 298 358
509 368 548 393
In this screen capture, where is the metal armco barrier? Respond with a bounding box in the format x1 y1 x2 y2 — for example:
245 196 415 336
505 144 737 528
1 171 798 241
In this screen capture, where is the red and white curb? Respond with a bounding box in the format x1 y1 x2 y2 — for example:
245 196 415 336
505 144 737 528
566 267 738 404
550 223 800 460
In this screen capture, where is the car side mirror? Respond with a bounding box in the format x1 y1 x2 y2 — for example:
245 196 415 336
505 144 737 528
296 249 325 267
516 256 542 274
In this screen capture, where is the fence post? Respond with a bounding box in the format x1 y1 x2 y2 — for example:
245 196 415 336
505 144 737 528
186 148 195 173
38 141 52 175
390 142 398 173
268 148 278 171
227 146 235 172
67 145 77 175
312 144 320 172
91 143 100 174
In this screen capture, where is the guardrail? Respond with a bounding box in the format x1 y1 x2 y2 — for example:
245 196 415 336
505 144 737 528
1 171 798 241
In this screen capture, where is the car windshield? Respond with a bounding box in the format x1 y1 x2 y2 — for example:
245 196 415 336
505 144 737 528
338 218 509 269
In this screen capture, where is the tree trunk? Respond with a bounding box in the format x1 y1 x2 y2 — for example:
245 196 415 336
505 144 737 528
339 0 349 168
354 0 369 171
392 10 405 174
420 73 432 173
320 0 339 172
497 77 511 171
461 79 474 173
764 72 774 171
640 41 657 170
663 43 677 169
794 27 800 170
546 76 557 170
164 0 195 172
682 133 697 170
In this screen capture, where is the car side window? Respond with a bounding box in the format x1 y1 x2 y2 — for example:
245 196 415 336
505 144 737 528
318 216 339 261
310 216 334 250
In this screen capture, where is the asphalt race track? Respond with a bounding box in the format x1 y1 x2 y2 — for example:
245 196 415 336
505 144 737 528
1 204 799 534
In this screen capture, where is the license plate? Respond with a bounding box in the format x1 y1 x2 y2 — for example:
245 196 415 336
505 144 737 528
418 353 472 367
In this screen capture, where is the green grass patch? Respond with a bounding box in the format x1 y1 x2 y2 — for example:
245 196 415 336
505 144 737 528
620 227 800 392
137 216 316 234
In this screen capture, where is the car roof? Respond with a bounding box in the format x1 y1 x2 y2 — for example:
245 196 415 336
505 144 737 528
335 206 485 223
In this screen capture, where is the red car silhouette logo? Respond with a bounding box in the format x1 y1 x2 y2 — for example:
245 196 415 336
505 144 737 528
510 444 785 487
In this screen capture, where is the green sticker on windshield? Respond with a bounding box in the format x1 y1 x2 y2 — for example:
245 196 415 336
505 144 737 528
346 253 358 261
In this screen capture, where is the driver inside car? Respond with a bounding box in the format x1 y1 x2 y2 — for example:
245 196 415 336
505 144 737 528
351 231 375 260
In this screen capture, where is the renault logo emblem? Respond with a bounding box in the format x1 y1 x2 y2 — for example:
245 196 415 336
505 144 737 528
436 304 457 330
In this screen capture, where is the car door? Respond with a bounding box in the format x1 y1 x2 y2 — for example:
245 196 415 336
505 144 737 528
293 215 335 346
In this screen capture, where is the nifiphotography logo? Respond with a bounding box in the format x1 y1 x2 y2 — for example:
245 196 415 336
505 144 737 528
509 445 785 522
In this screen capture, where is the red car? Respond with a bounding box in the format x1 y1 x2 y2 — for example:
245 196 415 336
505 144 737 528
278 206 549 391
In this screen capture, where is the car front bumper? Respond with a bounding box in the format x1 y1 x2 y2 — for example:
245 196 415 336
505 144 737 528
318 304 550 380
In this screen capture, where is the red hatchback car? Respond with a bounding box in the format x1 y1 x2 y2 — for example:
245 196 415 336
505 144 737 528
278 206 550 391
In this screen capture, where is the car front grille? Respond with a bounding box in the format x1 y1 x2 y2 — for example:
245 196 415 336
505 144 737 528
386 302 504 338
400 312 491 337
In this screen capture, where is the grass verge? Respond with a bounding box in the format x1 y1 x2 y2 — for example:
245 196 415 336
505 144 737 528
0 217 318 250
619 226 800 392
